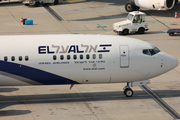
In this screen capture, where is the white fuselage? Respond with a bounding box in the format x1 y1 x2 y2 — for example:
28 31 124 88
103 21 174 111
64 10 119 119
0 34 178 86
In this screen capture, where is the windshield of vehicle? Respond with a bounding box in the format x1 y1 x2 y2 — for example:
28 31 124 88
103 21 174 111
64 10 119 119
127 14 134 21
143 47 161 56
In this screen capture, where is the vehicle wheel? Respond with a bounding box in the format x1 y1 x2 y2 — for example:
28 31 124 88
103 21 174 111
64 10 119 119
122 29 129 35
25 4 29 6
54 0 58 5
169 32 174 36
124 88 133 97
125 2 133 12
137 27 145 34
34 1 40 7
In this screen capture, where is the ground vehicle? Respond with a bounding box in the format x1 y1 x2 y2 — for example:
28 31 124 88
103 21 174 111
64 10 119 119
113 11 149 35
167 29 180 36
22 0 63 7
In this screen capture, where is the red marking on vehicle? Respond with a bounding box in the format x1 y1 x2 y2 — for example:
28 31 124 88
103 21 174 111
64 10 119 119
144 25 148 28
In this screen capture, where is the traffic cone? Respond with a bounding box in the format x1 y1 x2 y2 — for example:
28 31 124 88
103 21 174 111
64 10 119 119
20 17 23 23
175 11 178 19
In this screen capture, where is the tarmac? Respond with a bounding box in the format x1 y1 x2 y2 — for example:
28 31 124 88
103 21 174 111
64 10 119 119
0 0 180 120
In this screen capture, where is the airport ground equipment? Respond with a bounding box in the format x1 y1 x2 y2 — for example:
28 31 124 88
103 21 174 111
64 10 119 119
22 0 63 7
113 11 149 35
167 29 180 36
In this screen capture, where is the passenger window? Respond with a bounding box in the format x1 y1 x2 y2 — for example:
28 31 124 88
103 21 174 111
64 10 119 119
53 55 57 60
92 54 96 59
60 55 64 60
67 55 70 60
143 50 151 56
4 56 8 61
99 54 102 59
11 56 15 61
25 56 29 61
19 56 22 61
73 55 77 60
80 54 83 59
86 54 90 59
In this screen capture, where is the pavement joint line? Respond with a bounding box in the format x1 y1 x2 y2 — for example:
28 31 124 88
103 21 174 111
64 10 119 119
4 5 29 34
140 85 180 119
144 12 171 29
75 87 100 120
43 4 63 21
14 89 36 120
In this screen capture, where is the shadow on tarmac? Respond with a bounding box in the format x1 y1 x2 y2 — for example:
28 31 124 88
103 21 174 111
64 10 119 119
0 110 31 116
0 87 180 116
0 88 19 92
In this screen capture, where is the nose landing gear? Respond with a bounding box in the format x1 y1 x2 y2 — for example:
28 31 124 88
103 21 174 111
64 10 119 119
123 80 151 97
123 83 133 97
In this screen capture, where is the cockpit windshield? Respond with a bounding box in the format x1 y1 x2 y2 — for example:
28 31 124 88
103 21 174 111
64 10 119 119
127 14 134 21
143 47 161 56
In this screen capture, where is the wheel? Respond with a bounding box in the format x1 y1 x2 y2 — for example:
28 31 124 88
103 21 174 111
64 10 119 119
34 1 40 7
125 2 140 12
54 0 58 5
137 27 145 34
124 88 133 97
169 32 174 36
125 2 133 12
122 29 129 35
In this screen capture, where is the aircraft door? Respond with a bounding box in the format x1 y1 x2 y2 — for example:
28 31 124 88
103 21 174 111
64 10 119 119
120 45 129 68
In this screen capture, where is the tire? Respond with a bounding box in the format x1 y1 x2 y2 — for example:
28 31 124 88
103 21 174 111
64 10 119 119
137 27 145 34
125 2 140 12
25 4 29 6
54 0 58 5
124 88 133 97
34 1 40 7
125 2 133 12
122 29 129 35
169 32 174 36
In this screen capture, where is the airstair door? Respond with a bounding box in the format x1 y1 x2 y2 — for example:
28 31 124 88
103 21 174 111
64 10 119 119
120 45 129 68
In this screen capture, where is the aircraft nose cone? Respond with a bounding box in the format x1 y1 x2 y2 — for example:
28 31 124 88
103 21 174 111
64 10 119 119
165 54 179 71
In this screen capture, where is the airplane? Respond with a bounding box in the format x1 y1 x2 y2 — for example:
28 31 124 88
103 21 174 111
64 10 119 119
125 0 179 12
0 34 178 97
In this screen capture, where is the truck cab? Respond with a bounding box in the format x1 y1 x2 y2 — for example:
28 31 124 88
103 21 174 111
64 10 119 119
113 11 148 35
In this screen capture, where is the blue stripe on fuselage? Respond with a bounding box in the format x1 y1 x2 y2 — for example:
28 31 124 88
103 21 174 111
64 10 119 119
0 61 79 85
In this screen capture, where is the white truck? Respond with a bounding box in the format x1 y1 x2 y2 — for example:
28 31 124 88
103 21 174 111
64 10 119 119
113 11 148 35
22 0 63 7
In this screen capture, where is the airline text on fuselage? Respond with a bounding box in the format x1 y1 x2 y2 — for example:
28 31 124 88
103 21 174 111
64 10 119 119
38 44 112 54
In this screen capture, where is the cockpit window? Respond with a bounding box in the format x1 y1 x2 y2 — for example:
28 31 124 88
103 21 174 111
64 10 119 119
149 49 156 56
143 50 151 55
143 47 161 56
153 47 160 53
